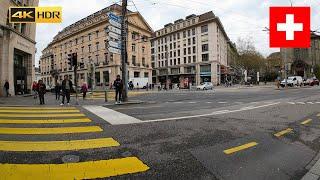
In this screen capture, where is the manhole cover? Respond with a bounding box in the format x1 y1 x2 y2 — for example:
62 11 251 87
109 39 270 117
62 155 80 163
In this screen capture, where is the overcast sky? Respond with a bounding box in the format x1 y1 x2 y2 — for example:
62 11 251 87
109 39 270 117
35 0 320 66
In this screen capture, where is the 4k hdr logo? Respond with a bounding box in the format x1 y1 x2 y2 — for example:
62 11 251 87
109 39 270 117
9 7 62 23
269 7 310 48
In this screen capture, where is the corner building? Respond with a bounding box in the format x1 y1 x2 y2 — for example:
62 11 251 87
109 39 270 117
40 4 153 88
0 0 39 96
151 12 230 87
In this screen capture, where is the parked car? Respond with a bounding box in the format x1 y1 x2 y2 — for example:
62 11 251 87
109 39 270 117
280 76 303 87
305 78 320 86
196 82 214 90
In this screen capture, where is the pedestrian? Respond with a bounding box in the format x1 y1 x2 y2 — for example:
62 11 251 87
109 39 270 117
3 80 9 97
32 81 38 99
146 83 149 91
113 75 123 104
61 75 73 106
37 80 46 105
136 82 139 90
54 81 61 100
81 82 88 100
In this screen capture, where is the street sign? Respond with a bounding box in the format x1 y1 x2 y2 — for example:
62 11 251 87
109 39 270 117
108 47 121 54
109 19 121 29
107 31 121 40
108 40 121 49
107 26 121 35
107 12 121 23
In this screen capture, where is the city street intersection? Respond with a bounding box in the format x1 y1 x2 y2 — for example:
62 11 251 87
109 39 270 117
0 86 320 179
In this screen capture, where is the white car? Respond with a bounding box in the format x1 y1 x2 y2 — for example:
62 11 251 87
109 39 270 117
280 76 303 87
197 82 214 90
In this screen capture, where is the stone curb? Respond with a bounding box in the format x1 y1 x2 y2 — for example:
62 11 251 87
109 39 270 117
302 152 320 180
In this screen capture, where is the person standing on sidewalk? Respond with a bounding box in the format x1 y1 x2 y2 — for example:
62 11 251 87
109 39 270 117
81 82 88 100
32 81 38 99
54 81 61 100
37 80 46 105
113 75 123 104
3 80 9 97
61 75 73 106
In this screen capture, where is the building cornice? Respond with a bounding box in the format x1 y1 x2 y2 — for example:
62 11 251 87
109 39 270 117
0 24 36 44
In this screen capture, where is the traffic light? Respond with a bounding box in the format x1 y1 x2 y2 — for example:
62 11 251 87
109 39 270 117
67 54 73 66
72 53 77 66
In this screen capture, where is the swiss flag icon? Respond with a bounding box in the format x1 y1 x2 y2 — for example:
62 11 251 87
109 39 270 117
269 7 310 48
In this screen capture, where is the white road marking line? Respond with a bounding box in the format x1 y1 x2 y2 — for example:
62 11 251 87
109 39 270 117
206 102 212 104
137 102 280 123
173 102 183 104
288 102 295 104
188 102 197 104
307 102 314 104
235 102 243 104
83 106 142 125
297 102 306 105
315 102 320 104
114 106 162 110
218 102 227 104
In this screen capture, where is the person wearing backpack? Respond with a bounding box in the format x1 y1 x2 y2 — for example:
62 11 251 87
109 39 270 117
113 75 123 104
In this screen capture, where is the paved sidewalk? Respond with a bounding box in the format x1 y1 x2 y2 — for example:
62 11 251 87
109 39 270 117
302 153 320 180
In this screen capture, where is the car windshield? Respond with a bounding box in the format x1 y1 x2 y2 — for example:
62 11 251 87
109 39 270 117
288 77 294 80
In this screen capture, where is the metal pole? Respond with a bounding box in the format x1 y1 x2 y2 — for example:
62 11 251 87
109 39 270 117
284 48 288 88
74 64 78 105
121 0 128 101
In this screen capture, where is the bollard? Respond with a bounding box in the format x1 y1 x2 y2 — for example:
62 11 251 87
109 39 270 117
105 90 108 102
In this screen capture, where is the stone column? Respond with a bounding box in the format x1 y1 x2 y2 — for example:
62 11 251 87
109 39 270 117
211 62 218 85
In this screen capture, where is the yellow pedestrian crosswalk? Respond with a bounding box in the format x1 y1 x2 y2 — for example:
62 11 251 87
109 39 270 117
0 106 149 179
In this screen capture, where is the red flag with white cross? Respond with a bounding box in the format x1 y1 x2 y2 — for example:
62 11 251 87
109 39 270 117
269 7 310 48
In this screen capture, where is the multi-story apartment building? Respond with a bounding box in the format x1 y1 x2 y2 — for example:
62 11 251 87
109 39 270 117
151 11 230 87
40 4 153 88
281 33 320 78
0 0 38 96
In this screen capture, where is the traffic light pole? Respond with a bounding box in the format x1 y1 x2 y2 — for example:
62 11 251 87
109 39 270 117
74 63 79 105
121 0 128 102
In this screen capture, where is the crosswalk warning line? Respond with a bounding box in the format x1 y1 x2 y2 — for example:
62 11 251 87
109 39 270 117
0 109 80 113
0 107 76 110
223 142 258 155
0 113 86 118
0 126 103 134
301 119 312 125
274 128 293 137
0 138 120 151
0 157 150 180
0 118 91 124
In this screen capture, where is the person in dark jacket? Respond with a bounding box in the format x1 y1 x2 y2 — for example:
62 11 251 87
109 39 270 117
4 80 9 97
37 80 46 105
113 75 123 104
61 75 73 105
55 81 61 100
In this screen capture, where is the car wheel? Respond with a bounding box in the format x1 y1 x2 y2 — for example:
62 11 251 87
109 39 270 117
203 87 206 90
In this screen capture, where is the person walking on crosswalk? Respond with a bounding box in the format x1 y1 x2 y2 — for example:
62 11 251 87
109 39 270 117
37 80 46 105
61 75 73 106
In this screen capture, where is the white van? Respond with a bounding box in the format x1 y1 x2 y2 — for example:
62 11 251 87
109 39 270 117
281 76 303 87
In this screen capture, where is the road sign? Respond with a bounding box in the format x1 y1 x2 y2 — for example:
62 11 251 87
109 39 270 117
109 19 121 29
107 31 121 40
107 26 121 35
108 47 121 54
108 41 121 49
107 12 121 23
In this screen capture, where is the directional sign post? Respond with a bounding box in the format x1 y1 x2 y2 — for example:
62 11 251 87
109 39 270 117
108 47 121 54
108 41 121 49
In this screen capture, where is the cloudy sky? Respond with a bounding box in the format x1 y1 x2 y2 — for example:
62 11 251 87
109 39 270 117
35 0 320 66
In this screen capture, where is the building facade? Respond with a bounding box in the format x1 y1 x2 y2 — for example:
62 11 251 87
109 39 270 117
281 33 320 78
0 0 38 96
151 12 230 87
40 4 153 89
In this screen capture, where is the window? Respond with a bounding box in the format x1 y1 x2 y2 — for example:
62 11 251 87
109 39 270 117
183 31 186 38
96 31 99 38
174 59 177 65
184 48 186 55
184 57 187 64
173 42 176 49
188 56 191 63
178 58 180 64
193 55 196 62
192 28 195 35
188 30 191 36
132 55 136 65
202 44 209 52
134 72 140 77
75 38 78 44
201 25 208 33
202 53 209 61
193 46 196 53
132 32 136 40
96 42 99 51
151 48 155 54
132 44 136 52
173 34 176 41
188 47 191 54
177 33 180 39
142 57 146 66
144 72 149 78
193 37 196 44
178 50 180 56
88 33 91 41
88 45 91 53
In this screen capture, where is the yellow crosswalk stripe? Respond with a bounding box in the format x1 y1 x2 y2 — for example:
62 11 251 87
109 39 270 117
0 109 80 113
301 119 312 125
0 113 86 118
223 142 258 155
0 157 149 180
0 118 91 124
0 107 76 110
0 126 103 134
0 138 120 151
274 128 293 137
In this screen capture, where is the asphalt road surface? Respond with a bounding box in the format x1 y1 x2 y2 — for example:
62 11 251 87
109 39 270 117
0 86 320 180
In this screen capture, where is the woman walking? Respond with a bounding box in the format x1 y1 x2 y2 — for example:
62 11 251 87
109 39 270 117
37 80 46 105
81 82 88 100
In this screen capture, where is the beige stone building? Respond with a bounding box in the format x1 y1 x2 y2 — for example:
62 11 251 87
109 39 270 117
0 0 38 96
40 4 153 89
151 12 230 87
